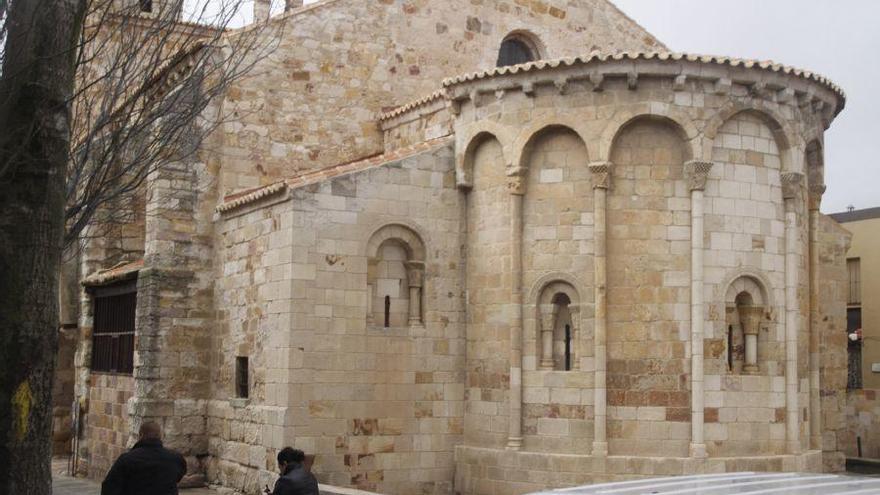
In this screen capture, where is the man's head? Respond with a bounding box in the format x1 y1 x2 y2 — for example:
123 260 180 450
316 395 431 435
277 447 305 473
138 421 162 442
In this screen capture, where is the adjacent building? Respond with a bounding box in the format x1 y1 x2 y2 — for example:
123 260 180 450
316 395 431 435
830 206 880 459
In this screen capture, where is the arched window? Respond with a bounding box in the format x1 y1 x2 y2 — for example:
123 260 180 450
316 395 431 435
496 34 541 68
724 276 769 375
537 282 579 371
366 224 426 329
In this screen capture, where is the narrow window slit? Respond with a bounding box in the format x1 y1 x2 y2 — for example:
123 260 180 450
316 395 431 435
384 295 391 328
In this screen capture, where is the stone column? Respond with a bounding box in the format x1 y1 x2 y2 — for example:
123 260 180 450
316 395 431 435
506 166 526 450
569 304 580 370
686 160 711 458
405 261 425 326
589 161 611 457
808 183 825 450
539 304 556 370
782 172 804 454
739 305 762 374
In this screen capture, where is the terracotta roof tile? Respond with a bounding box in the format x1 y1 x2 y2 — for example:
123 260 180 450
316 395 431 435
82 259 144 287
215 136 453 214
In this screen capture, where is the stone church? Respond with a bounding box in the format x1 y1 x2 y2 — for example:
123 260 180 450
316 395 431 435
55 0 863 494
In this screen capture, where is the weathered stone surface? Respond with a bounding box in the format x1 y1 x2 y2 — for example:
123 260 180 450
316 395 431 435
65 1 857 495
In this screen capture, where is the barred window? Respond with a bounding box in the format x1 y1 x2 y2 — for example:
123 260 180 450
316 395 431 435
847 258 861 304
91 281 136 374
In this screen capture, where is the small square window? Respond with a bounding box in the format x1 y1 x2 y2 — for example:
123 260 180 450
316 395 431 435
235 357 249 398
139 0 152 13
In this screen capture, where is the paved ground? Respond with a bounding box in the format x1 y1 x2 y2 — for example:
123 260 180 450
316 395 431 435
52 458 221 495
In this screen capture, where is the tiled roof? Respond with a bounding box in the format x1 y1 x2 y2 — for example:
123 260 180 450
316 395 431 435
216 181 288 213
286 136 452 191
82 259 144 287
442 51 845 99
216 136 454 214
377 89 447 121
380 51 845 122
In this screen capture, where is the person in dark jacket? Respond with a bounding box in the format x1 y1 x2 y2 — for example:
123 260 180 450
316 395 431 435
101 421 187 495
270 447 319 495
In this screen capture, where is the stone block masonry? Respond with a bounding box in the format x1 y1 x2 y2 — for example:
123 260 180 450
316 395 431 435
66 1 858 494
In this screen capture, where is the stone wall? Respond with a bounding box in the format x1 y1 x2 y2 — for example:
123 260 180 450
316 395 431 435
82 374 134 478
218 0 663 194
844 389 880 459
817 214 851 470
211 142 466 494
445 51 841 494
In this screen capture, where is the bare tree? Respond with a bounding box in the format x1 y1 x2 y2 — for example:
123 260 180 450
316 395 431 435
0 0 279 491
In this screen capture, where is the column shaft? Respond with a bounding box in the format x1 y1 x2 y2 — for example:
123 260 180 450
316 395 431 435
783 173 803 454
687 160 711 458
690 188 706 457
808 186 824 450
591 170 608 457
507 188 524 450
408 286 421 325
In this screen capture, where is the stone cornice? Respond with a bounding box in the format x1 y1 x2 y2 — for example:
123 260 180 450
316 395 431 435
381 51 845 130
442 52 844 110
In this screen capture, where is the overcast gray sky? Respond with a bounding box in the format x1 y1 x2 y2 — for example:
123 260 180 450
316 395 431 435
612 0 879 214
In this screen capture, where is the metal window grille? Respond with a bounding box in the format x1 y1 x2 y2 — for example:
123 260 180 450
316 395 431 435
847 306 863 390
848 341 863 390
847 258 861 304
90 281 136 374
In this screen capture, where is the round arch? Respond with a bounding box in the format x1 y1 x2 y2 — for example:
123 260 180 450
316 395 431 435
527 271 587 306
716 267 776 310
496 30 546 67
366 223 426 261
457 122 512 189
703 101 803 172
511 120 592 173
598 104 700 162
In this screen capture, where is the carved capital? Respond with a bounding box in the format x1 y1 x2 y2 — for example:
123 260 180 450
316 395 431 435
781 172 804 200
506 165 527 195
404 261 425 287
589 161 613 190
808 183 826 211
685 160 714 191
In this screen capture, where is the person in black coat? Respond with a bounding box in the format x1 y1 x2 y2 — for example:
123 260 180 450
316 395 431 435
101 421 187 495
269 447 319 495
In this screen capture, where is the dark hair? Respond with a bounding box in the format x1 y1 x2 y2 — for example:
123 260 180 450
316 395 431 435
139 421 162 441
277 447 305 466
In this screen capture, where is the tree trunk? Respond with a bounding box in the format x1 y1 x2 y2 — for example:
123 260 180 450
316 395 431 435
0 0 86 493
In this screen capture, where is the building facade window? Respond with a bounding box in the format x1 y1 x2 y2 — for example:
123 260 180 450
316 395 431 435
90 281 137 374
847 257 863 389
366 224 426 329
496 33 542 68
235 357 249 398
